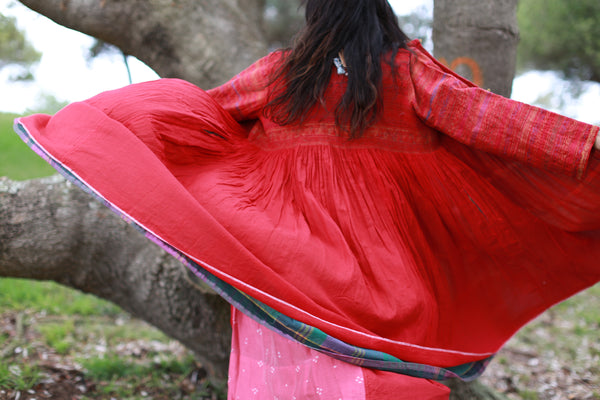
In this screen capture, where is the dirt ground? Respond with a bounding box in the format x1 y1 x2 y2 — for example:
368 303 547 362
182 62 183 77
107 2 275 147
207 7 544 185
1 292 599 400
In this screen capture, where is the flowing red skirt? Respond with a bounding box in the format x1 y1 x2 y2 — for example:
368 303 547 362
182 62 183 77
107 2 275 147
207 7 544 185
14 71 600 375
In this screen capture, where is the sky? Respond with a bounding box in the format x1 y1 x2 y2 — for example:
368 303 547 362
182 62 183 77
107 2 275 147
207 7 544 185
0 0 599 123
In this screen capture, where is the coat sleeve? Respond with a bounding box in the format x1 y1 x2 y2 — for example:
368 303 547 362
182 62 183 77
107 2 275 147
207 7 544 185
207 53 280 123
408 42 598 179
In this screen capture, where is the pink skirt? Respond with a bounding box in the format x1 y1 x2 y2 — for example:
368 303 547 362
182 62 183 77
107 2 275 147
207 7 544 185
228 308 451 400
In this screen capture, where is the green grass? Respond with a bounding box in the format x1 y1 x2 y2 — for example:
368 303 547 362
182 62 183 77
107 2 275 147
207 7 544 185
0 277 223 398
0 363 41 391
78 354 206 398
38 319 76 355
517 284 600 352
0 278 122 316
519 389 540 400
81 354 196 381
92 319 169 345
0 112 55 180
552 284 600 327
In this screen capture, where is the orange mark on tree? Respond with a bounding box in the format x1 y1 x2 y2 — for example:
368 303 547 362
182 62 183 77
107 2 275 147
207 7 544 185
439 57 484 87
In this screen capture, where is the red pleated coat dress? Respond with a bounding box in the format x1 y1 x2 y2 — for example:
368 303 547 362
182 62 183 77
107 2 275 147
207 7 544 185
14 40 600 394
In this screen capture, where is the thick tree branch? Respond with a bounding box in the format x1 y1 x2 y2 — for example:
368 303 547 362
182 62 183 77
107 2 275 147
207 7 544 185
17 0 268 87
0 175 231 378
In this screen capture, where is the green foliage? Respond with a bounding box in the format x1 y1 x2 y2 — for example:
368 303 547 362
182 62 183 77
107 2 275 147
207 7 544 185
0 13 41 80
0 112 56 180
518 0 600 82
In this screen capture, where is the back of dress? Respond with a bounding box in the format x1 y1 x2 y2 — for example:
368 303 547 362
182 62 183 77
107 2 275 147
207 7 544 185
14 40 600 378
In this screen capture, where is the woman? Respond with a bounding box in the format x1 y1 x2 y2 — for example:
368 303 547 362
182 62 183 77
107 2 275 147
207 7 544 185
14 0 600 398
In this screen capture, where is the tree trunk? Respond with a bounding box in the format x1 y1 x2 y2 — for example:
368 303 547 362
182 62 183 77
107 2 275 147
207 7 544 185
433 0 519 97
0 175 231 379
3 0 521 397
17 0 268 88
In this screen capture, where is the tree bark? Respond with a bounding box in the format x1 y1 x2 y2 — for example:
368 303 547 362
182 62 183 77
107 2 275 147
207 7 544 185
17 0 268 88
433 0 519 97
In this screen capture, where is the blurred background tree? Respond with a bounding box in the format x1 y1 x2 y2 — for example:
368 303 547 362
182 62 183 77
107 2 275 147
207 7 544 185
518 0 600 83
263 0 303 49
0 12 40 80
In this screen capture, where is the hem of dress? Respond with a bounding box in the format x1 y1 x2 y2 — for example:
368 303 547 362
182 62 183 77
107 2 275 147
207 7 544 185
13 117 494 382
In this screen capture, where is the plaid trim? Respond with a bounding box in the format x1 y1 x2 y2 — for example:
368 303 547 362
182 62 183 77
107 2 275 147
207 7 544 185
14 119 493 382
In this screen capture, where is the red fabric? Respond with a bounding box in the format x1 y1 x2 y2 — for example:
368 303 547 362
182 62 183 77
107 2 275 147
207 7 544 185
363 369 450 400
18 41 600 371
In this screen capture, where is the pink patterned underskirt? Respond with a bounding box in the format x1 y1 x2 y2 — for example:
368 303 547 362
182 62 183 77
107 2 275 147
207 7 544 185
227 308 451 400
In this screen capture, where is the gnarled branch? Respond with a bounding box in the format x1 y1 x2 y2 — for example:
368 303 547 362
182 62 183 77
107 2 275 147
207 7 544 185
18 0 268 87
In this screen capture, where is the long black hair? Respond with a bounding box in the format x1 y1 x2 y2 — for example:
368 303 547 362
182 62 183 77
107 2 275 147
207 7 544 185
265 0 410 138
